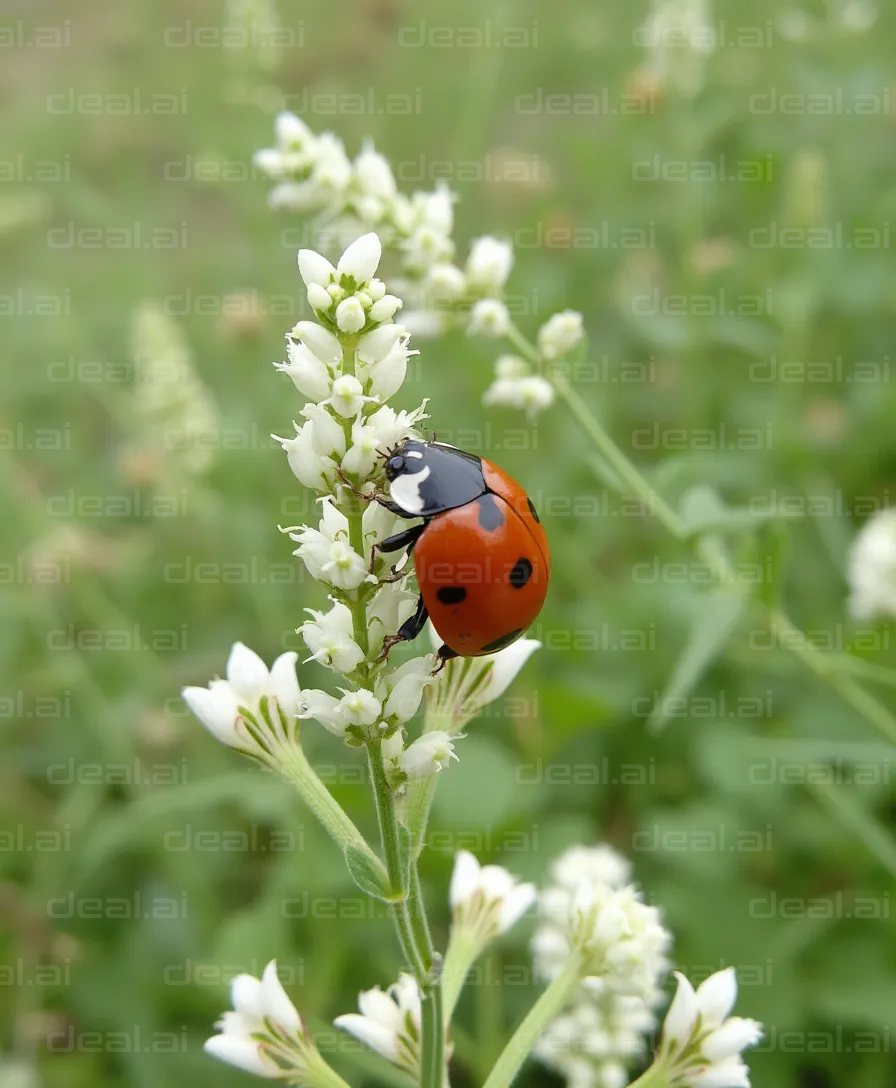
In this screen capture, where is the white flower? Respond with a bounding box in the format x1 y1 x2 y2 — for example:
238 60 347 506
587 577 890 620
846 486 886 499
275 111 313 151
342 419 382 479
338 231 382 284
426 630 540 731
298 249 337 289
290 320 343 365
468 298 511 337
357 323 408 364
847 511 896 621
291 511 371 590
495 354 529 379
657 969 763 1087
299 601 365 674
483 374 555 418
300 403 347 459
309 132 353 196
300 688 344 737
426 262 466 300
360 333 417 402
335 974 422 1076
338 688 382 728
369 294 403 324
276 420 337 492
379 656 437 723
466 236 513 292
365 402 429 451
205 960 334 1083
183 644 302 757
335 296 366 333
277 339 333 403
450 850 536 942
354 142 397 201
367 584 420 657
538 310 584 360
397 730 458 779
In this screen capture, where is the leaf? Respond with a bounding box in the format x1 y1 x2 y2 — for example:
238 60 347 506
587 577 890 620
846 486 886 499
679 484 795 536
648 586 748 734
344 844 393 901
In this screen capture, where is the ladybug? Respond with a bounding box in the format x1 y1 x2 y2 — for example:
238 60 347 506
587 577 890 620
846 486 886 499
375 439 550 661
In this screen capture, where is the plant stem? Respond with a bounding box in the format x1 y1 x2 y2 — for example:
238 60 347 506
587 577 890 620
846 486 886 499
367 741 446 1087
626 1062 672 1088
481 954 583 1088
281 744 384 872
530 335 896 746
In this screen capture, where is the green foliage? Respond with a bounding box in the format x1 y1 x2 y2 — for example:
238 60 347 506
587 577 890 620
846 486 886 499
3 0 896 1086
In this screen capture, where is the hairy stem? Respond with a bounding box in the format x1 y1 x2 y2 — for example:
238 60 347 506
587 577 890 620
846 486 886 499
481 954 583 1088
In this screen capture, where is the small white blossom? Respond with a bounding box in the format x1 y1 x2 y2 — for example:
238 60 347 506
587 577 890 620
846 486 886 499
306 283 333 313
276 420 337 492
656 969 763 1087
335 296 366 333
357 323 408 364
397 730 458 779
365 402 429 451
299 601 365 674
335 975 422 1077
426 630 540 731
300 689 344 737
205 960 337 1083
300 402 347 460
337 231 382 284
538 310 584 360
483 374 555 418
847 511 896 621
468 298 511 338
341 420 382 479
379 656 437 723
338 688 383 728
450 850 536 943
277 339 333 403
327 374 369 418
466 236 513 293
183 644 302 760
369 294 403 323
426 262 466 299
290 320 343 365
298 249 337 288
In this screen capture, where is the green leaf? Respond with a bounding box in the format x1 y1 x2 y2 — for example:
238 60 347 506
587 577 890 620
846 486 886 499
344 844 392 901
648 586 748 734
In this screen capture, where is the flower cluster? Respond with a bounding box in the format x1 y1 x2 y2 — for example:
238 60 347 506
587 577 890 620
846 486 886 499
334 974 423 1078
532 846 672 1088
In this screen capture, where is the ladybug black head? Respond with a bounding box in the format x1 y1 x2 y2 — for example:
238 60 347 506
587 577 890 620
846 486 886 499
384 439 428 482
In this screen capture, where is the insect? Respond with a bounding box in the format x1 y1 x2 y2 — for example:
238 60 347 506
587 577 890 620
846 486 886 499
375 438 550 661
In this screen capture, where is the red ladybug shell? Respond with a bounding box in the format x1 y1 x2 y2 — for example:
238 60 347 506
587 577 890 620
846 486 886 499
413 457 549 657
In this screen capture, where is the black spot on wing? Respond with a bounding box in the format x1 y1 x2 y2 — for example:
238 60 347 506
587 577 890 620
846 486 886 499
527 496 541 523
509 557 533 589
477 493 505 531
436 586 467 605
481 628 523 654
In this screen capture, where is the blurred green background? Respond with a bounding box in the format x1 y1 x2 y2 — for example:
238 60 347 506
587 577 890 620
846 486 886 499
2 0 896 1085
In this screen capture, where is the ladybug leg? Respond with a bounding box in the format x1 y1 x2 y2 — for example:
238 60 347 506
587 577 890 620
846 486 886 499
375 495 409 517
370 522 425 574
379 595 429 660
431 644 459 675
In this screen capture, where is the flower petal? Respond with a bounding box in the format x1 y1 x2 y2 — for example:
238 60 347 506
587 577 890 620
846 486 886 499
226 642 270 703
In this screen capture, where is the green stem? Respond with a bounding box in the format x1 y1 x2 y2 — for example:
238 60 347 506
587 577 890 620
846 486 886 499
440 931 480 1026
534 336 896 747
404 706 454 855
281 744 384 872
481 954 583 1088
366 740 407 898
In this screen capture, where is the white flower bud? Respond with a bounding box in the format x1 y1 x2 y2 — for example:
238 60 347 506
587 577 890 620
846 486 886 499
278 340 333 403
329 375 368 417
335 296 366 334
847 511 896 621
538 310 584 360
338 688 382 727
342 421 381 479
495 354 529 380
367 279 387 302
299 602 365 674
426 263 466 299
368 339 416 401
275 111 312 148
483 375 555 418
298 249 336 288
291 321 343 365
381 657 437 723
354 143 397 200
300 689 344 736
300 403 347 459
397 731 458 779
468 298 511 338
307 284 333 312
369 295 403 324
465 236 513 292
357 323 409 364
277 422 334 492
337 232 382 285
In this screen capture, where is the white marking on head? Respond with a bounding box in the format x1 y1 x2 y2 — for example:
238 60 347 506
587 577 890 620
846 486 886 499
390 465 430 515
406 450 424 459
